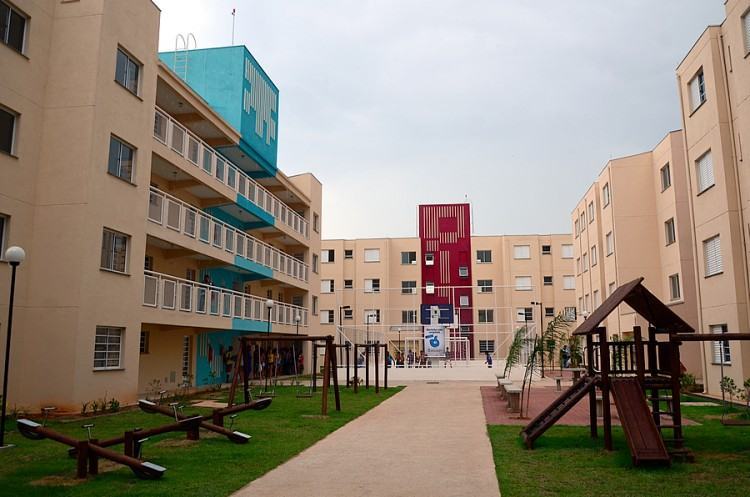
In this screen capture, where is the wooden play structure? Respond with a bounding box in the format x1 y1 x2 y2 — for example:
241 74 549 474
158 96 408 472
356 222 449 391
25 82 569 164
521 278 696 465
352 342 389 393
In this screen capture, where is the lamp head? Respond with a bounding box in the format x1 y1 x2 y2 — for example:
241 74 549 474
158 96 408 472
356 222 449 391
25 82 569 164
4 246 25 264
265 299 274 309
295 314 301 323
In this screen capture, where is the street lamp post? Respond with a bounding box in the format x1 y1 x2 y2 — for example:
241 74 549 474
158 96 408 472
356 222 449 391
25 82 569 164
1 246 26 449
265 299 274 334
338 306 350 366
531 301 545 377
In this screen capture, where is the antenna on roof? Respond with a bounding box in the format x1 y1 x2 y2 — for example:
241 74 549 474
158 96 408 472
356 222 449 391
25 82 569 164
174 33 197 81
231 8 236 46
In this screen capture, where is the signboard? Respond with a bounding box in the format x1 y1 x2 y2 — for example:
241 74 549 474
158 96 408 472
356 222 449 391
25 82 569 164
424 325 446 357
420 304 454 325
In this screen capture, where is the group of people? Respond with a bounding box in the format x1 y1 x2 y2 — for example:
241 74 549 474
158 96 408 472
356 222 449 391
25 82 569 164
391 349 431 367
222 345 304 381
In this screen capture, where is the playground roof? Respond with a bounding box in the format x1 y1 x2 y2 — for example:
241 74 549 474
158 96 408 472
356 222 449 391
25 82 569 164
572 277 695 336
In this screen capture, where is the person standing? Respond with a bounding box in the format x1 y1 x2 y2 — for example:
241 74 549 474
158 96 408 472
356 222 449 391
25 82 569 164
484 351 493 368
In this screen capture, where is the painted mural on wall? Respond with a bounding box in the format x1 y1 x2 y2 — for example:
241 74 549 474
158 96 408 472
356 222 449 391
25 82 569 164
196 330 244 386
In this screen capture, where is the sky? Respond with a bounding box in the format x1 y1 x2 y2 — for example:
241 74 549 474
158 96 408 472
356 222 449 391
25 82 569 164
154 0 726 239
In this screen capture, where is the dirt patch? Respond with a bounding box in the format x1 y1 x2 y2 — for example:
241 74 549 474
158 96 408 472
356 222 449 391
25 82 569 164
154 438 200 448
31 475 84 487
301 415 329 420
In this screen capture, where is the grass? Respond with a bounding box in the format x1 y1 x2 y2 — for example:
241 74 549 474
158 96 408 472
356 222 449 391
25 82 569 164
0 385 401 497
488 396 750 497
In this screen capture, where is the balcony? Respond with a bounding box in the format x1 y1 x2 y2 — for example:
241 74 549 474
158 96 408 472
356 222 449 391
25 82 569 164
153 107 309 239
148 187 309 283
143 270 309 328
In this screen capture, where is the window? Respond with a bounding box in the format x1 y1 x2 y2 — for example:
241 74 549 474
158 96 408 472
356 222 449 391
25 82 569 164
364 248 380 262
743 10 750 53
312 254 319 273
321 249 335 263
664 218 676 245
344 279 353 290
292 295 303 307
424 252 435 266
364 309 380 324
478 279 493 293
144 255 154 272
313 213 320 233
401 280 417 294
582 253 588 272
94 326 123 370
669 274 681 301
516 307 532 322
602 183 610 207
458 266 469 277
312 296 318 315
0 106 17 155
695 150 714 193
401 251 417 264
320 310 334 324
660 163 671 191
576 258 580 275
574 219 580 238
563 275 575 290
479 340 495 353
541 245 551 255
343 308 353 320
425 281 435 294
608 281 616 295
476 250 492 263
580 212 586 231
584 294 590 313
115 48 140 95
561 244 574 259
543 276 553 286
711 324 730 364
402 310 417 324
181 336 191 383
459 295 469 307
0 1 26 54
107 136 135 183
545 307 555 317
101 228 129 273
140 331 150 354
344 249 353 259
593 290 600 308
513 245 530 259
564 307 577 321
364 278 380 293
515 276 532 291
320 280 334 293
688 69 706 111
703 235 722 277
591 246 598 267
478 309 494 323
606 232 614 256
588 202 594 223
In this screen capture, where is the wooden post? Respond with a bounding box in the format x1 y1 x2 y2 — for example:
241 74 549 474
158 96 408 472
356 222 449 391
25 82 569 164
633 326 645 385
647 326 660 426
124 430 135 457
346 343 351 388
312 344 318 393
598 327 613 451
670 338 683 449
383 344 389 390
586 333 597 439
375 341 380 394
241 338 250 405
88 439 99 475
329 338 341 411
365 344 370 389
212 410 224 427
321 340 330 416
76 441 89 479
353 344 359 393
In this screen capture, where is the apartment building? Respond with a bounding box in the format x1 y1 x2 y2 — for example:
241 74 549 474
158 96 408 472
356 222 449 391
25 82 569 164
0 0 320 411
320 204 576 359
676 0 750 394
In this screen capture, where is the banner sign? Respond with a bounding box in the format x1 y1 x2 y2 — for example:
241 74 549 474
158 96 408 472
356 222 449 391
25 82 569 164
424 325 446 357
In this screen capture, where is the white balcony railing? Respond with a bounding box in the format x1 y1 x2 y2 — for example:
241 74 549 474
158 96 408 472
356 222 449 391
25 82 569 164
148 187 309 283
143 270 309 327
153 107 309 239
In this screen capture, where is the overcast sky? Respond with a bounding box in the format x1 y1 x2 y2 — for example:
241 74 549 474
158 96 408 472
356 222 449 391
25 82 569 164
155 1 725 239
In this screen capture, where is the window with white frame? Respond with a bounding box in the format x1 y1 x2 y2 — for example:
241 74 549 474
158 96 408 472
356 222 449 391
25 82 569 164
181 336 192 383
478 309 494 323
321 249 335 263
669 273 681 301
563 275 575 290
578 296 584 314
479 340 495 353
703 235 722 277
688 69 706 111
743 10 750 53
478 279 493 293
1 1 27 54
711 324 730 364
660 163 671 191
545 307 555 317
401 280 417 294
584 294 590 313
364 278 380 293
320 309 334 324
402 310 417 324
576 258 581 275
425 281 435 294
344 249 353 259
606 232 614 256
343 308 353 320
364 309 381 324
513 245 530 259
541 245 551 255
425 252 435 265
591 246 598 267
364 248 380 262
458 266 469 277
574 219 580 238
459 295 469 307
320 279 334 293
312 296 318 315
93 326 123 370
582 253 588 272
344 279 353 289
140 330 150 354
564 307 577 321
580 212 586 231
101 228 129 273
0 213 7 257
593 290 600 308
476 250 492 263
515 276 532 291
0 105 17 155
588 201 594 223
401 251 416 264
608 281 616 295
602 183 611 207
516 307 532 322
561 244 574 259
664 218 676 245
107 136 135 183
312 253 319 273
115 47 141 96
543 275 553 286
695 150 714 193
313 213 320 233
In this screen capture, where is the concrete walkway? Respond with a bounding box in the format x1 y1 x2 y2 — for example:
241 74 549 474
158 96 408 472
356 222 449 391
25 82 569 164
232 382 501 497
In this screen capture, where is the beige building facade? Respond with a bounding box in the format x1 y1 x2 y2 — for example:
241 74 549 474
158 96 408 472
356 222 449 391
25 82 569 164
0 0 321 412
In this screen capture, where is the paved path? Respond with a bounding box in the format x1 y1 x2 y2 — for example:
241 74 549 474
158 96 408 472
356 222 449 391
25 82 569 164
232 382 501 497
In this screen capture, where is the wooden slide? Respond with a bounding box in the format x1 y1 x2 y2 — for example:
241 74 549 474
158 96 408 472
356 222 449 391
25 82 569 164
610 378 670 465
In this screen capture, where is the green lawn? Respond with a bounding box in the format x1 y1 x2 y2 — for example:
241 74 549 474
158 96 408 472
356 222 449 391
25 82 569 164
488 399 750 497
0 386 401 497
